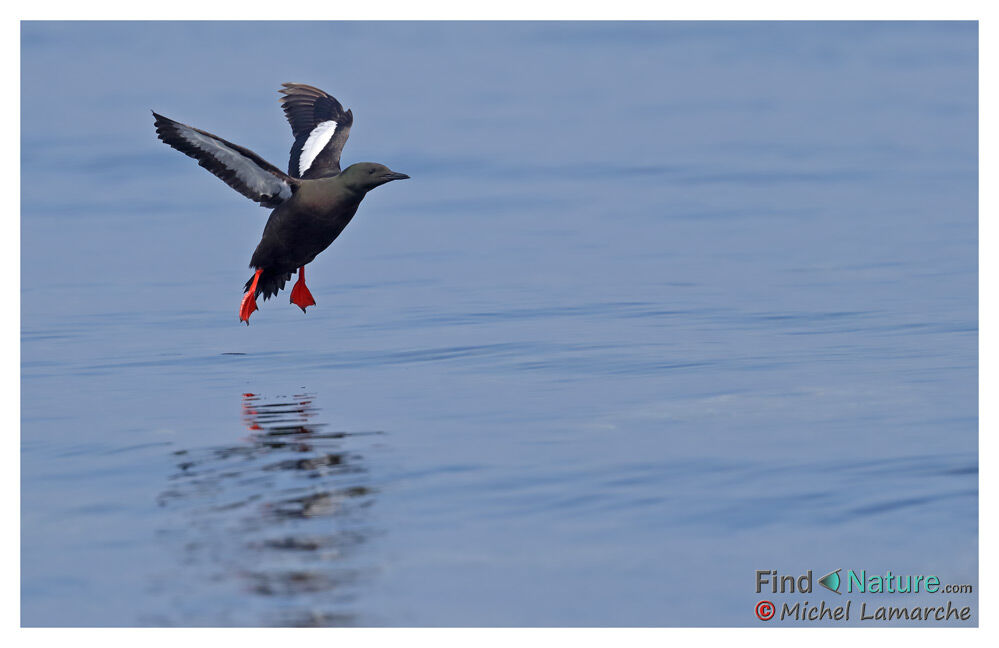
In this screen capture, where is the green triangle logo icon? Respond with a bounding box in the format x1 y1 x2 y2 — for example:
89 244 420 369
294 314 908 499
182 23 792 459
819 569 842 594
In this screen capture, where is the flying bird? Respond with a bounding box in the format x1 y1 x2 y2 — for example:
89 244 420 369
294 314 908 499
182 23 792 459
153 83 409 323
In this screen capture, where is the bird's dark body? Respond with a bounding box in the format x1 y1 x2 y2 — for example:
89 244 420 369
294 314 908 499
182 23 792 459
152 83 408 322
247 179 365 299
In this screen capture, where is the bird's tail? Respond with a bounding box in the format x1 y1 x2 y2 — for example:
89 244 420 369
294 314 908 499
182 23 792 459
244 269 292 301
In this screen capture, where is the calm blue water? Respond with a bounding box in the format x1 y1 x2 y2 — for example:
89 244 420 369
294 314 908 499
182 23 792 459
21 22 977 626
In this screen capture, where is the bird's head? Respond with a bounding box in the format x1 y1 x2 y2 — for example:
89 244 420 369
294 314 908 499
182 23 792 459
340 162 410 192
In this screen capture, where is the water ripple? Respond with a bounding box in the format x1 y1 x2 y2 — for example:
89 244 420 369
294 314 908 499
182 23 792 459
156 393 383 626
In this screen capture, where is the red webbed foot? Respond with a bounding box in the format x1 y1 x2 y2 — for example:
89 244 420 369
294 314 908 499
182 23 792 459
240 269 263 324
290 266 317 313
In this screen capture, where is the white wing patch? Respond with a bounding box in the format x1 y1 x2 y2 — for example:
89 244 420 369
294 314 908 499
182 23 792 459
178 126 292 202
298 120 338 176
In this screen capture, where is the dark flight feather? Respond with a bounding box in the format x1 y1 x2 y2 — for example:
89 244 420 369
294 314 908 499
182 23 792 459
153 112 297 208
279 83 354 179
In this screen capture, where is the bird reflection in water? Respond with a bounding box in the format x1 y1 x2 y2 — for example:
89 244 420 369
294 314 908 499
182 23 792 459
158 392 382 626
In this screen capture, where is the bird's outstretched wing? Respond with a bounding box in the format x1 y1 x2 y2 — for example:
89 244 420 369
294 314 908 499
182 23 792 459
279 83 354 179
153 112 297 208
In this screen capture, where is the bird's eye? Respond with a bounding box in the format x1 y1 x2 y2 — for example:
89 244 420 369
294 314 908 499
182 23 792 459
369 169 375 174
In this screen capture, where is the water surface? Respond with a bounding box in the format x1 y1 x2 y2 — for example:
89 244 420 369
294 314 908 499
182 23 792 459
21 21 977 626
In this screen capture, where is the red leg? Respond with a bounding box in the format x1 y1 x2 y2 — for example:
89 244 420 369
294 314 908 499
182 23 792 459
240 269 262 324
290 265 317 313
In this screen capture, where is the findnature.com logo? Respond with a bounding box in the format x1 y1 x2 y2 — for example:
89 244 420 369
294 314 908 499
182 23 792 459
754 570 974 624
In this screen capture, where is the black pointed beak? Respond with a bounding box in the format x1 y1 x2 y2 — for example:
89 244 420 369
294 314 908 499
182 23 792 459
383 171 410 181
